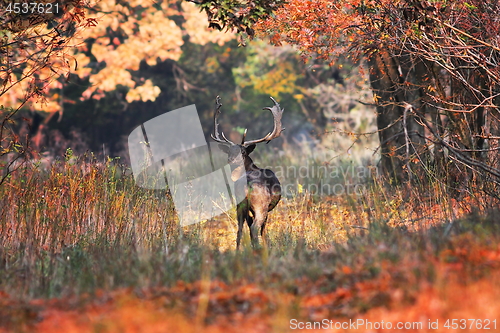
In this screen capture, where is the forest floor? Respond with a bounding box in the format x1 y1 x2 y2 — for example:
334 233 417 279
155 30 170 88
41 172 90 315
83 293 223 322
1 160 499 332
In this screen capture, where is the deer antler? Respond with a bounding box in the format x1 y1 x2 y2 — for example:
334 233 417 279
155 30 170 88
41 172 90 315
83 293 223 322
242 96 285 146
211 96 235 145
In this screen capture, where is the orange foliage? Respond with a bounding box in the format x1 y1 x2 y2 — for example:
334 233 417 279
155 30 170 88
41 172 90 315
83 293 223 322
255 0 497 69
0 1 234 114
0 0 90 113
74 1 233 104
2 265 500 332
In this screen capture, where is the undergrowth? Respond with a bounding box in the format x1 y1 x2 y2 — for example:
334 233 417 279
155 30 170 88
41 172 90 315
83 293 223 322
0 155 499 331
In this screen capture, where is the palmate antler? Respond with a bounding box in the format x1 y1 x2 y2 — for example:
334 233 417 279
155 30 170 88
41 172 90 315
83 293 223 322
211 95 235 145
242 97 285 145
211 96 285 146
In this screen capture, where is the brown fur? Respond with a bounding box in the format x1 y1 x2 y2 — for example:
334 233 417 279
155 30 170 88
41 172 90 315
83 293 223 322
211 96 284 249
220 144 281 248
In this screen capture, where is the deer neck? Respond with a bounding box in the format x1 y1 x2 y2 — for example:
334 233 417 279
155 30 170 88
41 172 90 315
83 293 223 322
230 156 258 181
244 155 259 171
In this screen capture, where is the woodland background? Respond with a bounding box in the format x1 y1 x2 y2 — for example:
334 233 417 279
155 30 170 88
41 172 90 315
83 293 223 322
0 0 376 167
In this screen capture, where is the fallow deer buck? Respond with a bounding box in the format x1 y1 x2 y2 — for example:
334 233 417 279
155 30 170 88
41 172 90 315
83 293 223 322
211 96 284 249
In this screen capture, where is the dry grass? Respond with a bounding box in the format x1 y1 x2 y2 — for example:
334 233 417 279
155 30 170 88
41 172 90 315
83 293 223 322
0 153 499 332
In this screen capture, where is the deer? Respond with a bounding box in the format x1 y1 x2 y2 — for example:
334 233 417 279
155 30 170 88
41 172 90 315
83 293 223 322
211 96 284 249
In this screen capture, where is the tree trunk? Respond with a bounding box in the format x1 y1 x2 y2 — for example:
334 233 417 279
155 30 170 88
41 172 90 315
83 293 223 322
366 46 427 183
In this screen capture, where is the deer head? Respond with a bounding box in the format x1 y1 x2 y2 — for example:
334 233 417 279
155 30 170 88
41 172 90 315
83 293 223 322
211 95 284 166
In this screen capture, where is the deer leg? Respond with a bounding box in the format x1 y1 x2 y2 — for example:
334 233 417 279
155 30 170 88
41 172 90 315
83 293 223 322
260 212 269 248
250 210 268 248
250 223 259 248
236 201 247 249
261 218 267 236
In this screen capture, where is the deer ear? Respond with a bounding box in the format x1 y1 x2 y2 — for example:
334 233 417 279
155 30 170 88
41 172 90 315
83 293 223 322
245 144 256 155
218 144 230 153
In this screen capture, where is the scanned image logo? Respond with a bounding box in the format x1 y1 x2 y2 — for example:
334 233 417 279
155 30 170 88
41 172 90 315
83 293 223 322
127 105 244 226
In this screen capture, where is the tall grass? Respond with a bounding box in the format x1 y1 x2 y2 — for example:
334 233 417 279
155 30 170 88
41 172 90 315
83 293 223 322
0 148 487 303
